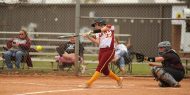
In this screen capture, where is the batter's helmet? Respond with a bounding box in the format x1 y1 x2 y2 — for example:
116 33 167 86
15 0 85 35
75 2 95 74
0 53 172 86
91 18 106 27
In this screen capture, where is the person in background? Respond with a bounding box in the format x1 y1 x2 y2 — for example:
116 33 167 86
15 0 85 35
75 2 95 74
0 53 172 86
4 29 32 69
112 37 130 75
55 36 84 69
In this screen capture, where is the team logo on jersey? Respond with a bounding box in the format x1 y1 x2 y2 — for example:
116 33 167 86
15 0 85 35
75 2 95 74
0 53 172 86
99 30 112 38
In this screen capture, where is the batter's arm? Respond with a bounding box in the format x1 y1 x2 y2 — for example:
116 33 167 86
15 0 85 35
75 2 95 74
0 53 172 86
83 34 99 45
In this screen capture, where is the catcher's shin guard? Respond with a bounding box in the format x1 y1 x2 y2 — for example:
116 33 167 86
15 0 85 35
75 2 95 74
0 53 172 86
154 67 179 87
151 66 160 81
158 81 170 87
160 72 180 87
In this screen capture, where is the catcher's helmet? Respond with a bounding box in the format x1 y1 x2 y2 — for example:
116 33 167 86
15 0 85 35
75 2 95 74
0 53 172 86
91 18 106 27
157 41 171 56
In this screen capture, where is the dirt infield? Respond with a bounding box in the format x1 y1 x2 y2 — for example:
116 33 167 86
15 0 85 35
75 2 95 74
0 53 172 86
0 75 189 95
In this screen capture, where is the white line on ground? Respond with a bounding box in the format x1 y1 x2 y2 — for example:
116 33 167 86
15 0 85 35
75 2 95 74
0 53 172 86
1 82 50 86
0 82 78 87
15 89 86 95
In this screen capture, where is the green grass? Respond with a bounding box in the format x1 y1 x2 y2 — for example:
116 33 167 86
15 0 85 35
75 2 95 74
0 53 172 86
1 60 189 76
131 63 151 75
84 62 152 75
84 56 97 61
0 61 152 75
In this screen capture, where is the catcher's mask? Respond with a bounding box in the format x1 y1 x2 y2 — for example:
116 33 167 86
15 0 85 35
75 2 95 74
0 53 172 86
91 18 106 27
157 41 171 56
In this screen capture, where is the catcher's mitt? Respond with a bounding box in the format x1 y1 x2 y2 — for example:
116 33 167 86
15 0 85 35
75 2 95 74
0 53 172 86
135 52 145 62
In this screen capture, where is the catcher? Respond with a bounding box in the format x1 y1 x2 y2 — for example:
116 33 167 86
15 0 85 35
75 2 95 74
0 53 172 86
136 41 185 87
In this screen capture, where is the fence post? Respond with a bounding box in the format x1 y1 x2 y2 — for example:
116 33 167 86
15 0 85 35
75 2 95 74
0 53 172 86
74 0 80 76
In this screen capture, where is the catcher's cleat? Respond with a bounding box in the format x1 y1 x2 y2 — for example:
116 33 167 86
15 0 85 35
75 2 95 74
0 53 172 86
158 82 181 88
117 77 123 88
78 83 91 88
173 82 181 87
158 82 170 87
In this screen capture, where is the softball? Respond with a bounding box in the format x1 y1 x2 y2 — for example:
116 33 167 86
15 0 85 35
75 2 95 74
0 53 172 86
36 45 43 51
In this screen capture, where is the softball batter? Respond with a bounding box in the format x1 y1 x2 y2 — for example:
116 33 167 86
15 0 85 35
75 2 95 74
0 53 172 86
81 18 123 88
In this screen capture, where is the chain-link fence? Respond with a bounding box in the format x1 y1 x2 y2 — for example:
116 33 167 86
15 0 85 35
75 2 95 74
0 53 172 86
0 1 189 75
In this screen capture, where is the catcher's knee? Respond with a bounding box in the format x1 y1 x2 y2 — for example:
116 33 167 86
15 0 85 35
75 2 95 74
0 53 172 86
151 66 160 74
151 66 165 80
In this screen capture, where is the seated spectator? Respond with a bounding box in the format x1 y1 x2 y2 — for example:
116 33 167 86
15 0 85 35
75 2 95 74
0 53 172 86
55 36 84 68
112 37 131 75
3 29 32 69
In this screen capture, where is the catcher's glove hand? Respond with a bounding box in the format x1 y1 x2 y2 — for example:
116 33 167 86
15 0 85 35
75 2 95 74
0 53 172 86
135 52 145 62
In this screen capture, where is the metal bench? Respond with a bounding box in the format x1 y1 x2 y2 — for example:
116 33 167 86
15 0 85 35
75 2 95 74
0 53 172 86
0 31 131 73
181 57 190 74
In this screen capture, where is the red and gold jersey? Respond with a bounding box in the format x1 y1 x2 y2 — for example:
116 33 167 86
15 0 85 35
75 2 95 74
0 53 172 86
96 25 115 48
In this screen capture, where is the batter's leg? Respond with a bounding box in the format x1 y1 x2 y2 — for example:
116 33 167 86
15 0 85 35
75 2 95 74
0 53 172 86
78 71 101 88
108 70 123 88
